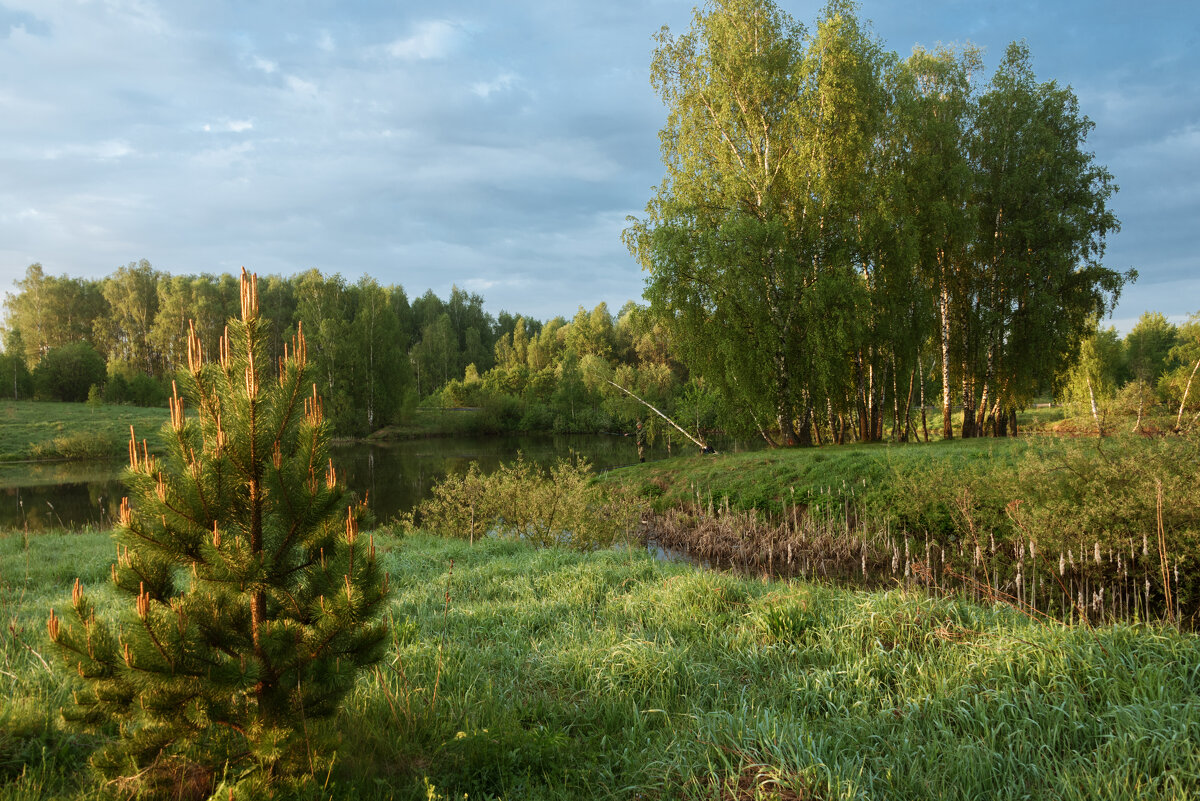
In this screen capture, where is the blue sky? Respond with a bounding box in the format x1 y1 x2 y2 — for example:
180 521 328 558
1 0 1196 331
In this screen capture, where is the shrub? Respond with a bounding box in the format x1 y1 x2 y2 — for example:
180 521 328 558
32 342 106 402
409 454 645 551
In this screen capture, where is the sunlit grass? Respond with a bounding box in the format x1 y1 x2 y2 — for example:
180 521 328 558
0 401 168 462
3 529 1199 799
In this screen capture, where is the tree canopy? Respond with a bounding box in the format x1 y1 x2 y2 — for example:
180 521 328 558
627 0 1130 444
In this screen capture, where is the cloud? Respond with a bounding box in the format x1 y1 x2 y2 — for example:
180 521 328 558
386 20 463 61
285 75 318 98
252 55 278 74
0 5 49 38
203 119 254 133
42 139 134 160
472 72 518 99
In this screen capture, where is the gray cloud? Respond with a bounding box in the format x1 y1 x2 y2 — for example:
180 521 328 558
0 0 1195 328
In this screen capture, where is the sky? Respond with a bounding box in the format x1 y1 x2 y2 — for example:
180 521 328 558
1 1 1196 332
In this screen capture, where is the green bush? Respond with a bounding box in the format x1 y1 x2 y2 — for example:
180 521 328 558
33 343 106 402
408 454 646 551
51 431 116 460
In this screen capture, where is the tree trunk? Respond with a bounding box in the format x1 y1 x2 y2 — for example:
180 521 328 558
960 365 975 439
918 352 929 443
1087 375 1103 437
1175 356 1200 431
939 273 953 441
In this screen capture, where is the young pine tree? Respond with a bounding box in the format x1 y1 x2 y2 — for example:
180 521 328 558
48 270 389 795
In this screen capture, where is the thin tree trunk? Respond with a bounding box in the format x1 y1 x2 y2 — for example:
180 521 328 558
1087 375 1103 437
604 378 710 451
939 269 953 441
918 352 929 443
1175 356 1200 431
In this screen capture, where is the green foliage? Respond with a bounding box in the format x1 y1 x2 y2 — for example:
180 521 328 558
625 1 1126 445
1125 311 1178 386
46 273 390 796
409 454 645 551
50 431 117 460
32 342 107 403
0 330 33 400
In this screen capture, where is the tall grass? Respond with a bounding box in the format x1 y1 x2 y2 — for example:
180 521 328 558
4 529 1200 799
616 433 1200 624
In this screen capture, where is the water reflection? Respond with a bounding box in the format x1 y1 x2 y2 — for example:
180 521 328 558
0 433 674 531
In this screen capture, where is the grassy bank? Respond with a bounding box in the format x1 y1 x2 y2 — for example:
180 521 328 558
605 433 1200 623
4 529 1200 799
0 401 168 462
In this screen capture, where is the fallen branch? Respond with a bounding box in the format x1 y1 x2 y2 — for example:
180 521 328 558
603 379 711 452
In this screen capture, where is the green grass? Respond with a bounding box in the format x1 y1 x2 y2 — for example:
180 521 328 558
369 408 488 440
4 529 1199 799
604 435 1040 516
0 401 168 462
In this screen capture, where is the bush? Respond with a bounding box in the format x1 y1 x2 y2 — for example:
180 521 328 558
408 454 646 551
33 342 106 402
51 431 116 460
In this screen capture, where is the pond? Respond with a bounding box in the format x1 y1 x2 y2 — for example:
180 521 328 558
0 434 724 532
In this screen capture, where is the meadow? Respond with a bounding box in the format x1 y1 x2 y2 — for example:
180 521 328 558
0 401 168 462
3 530 1199 800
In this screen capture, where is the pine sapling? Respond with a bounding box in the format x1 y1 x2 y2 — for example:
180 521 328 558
48 269 389 797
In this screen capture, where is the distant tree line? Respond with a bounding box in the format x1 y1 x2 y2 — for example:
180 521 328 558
625 0 1132 445
0 261 716 442
1 261 488 435
3 258 1195 442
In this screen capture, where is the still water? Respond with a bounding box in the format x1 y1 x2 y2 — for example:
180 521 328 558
0 434 689 532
